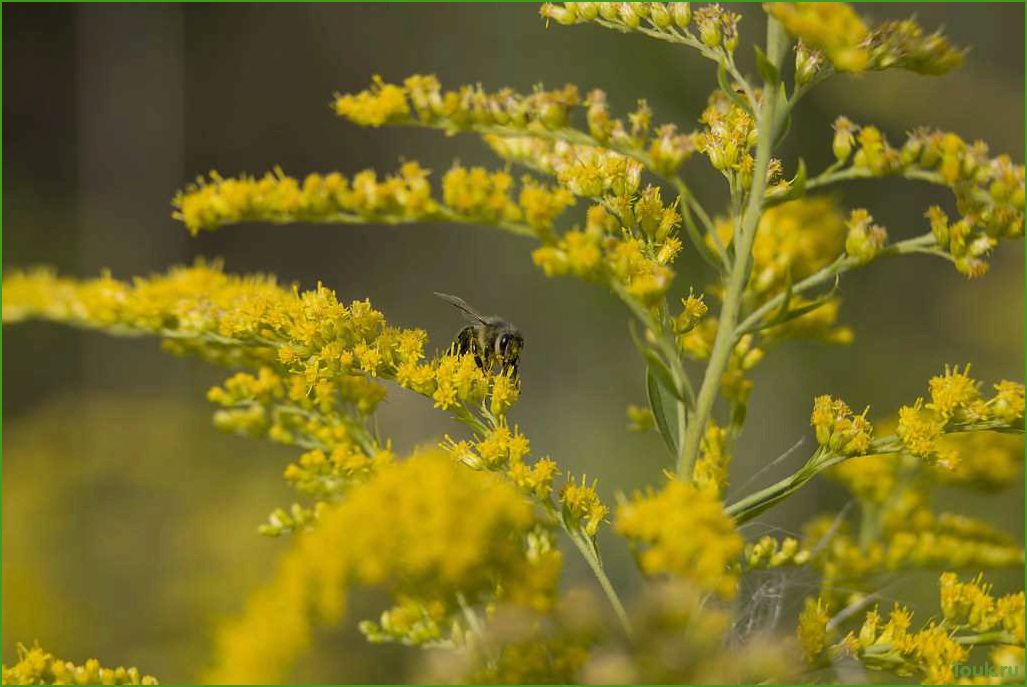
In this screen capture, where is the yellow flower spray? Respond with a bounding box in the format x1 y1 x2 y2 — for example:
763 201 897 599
3 3 1023 684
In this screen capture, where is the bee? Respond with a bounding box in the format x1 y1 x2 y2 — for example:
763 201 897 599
434 292 524 377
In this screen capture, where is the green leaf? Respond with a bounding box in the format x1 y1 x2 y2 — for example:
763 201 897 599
647 368 679 458
628 321 685 402
754 45 780 85
717 61 752 115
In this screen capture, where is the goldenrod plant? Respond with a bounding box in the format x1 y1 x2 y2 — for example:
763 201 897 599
2 3 1024 684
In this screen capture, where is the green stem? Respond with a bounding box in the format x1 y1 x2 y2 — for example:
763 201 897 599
734 233 940 337
568 529 633 636
727 420 1024 523
677 18 789 478
953 631 1021 646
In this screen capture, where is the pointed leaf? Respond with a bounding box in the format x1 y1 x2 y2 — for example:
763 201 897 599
647 368 679 458
754 45 780 85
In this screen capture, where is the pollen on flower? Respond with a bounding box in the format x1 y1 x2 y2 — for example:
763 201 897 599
616 478 742 599
897 399 947 462
797 597 831 662
560 475 608 539
810 395 874 456
1 644 158 686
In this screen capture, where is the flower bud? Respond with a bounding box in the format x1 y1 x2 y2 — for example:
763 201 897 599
845 210 888 263
669 2 691 28
832 117 856 163
576 2 599 21
698 18 721 47
598 2 619 20
795 42 822 87
618 2 641 29
650 2 672 29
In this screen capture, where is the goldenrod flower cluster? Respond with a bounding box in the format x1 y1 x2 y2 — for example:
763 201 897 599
830 122 1026 278
532 203 680 306
745 535 811 569
3 4 1024 684
692 423 731 495
805 502 1023 602
768 3 964 75
172 162 574 237
844 208 889 264
751 197 845 296
897 367 1025 465
485 135 646 200
1 644 157 686
765 2 869 72
940 573 1025 641
696 90 760 179
811 395 874 456
336 75 694 177
616 478 742 598
934 431 1024 490
819 574 1023 683
541 3 742 55
207 452 560 682
560 475 609 539
797 596 832 662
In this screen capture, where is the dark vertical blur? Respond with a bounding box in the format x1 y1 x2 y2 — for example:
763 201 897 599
3 4 1024 683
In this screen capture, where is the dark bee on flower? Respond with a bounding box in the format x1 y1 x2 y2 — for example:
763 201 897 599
435 292 523 377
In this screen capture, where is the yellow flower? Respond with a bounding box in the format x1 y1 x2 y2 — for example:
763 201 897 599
333 74 410 126
207 452 554 682
751 197 846 298
829 453 897 504
616 478 742 598
692 423 731 496
1 644 158 686
928 364 984 421
560 475 608 538
764 2 870 72
489 371 521 416
897 399 947 462
810 395 874 456
797 597 831 662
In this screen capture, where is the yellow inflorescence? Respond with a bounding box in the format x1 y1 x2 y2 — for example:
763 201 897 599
828 573 1023 682
616 478 742 598
811 395 874 456
836 123 1026 278
692 423 731 495
797 597 832 662
337 74 696 176
560 475 609 538
207 452 556 682
172 162 574 236
751 196 846 297
532 202 680 306
1 644 157 686
767 3 963 75
764 2 870 72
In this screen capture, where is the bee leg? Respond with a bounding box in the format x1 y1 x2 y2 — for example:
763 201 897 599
452 326 484 368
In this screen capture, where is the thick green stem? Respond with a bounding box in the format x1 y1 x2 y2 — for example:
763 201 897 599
677 18 789 477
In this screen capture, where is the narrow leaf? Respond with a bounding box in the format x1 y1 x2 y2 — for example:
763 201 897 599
647 368 679 458
754 45 780 85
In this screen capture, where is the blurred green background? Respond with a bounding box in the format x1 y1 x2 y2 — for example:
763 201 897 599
3 3 1023 683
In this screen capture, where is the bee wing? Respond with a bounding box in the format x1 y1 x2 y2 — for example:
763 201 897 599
434 292 488 324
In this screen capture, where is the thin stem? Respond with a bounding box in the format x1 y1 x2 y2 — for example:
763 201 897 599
677 18 789 477
734 233 940 337
727 421 1023 524
953 631 1021 646
568 529 633 636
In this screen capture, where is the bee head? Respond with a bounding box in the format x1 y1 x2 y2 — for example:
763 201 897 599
495 329 523 364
